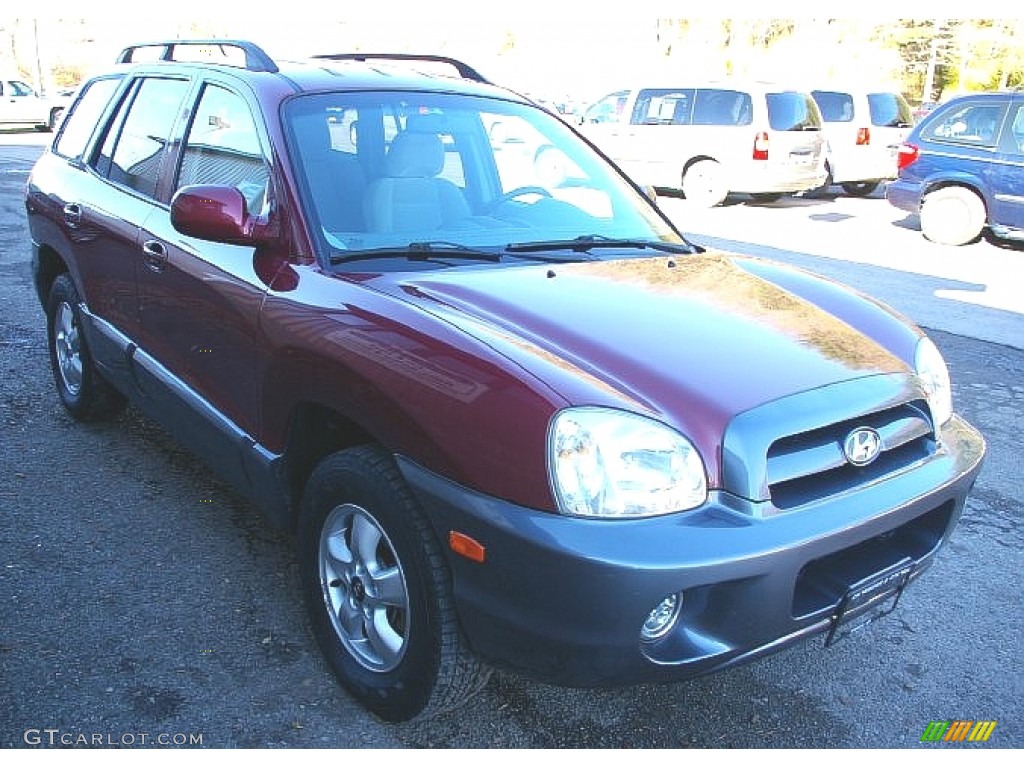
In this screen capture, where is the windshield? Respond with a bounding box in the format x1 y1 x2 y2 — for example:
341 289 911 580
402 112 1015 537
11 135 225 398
284 91 682 268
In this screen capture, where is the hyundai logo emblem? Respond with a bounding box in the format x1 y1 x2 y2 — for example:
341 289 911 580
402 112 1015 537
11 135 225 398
844 427 882 466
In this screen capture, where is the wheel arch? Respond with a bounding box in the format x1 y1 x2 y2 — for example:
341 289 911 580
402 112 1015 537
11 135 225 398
920 176 991 222
681 154 718 182
33 243 71 307
280 401 377 529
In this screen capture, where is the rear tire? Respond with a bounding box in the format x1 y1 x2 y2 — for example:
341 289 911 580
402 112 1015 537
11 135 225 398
840 180 879 197
919 186 986 246
682 160 729 207
46 274 125 421
298 445 490 722
811 162 835 196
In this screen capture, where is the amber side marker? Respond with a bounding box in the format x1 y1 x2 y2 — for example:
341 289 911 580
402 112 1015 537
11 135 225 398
449 531 486 563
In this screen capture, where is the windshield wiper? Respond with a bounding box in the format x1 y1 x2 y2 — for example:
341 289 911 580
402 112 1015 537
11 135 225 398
506 235 696 255
329 241 503 265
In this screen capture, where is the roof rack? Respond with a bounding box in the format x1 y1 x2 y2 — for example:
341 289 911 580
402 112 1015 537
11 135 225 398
115 40 279 73
311 53 490 84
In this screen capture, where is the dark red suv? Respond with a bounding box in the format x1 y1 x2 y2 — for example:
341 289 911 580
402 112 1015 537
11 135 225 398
26 40 985 722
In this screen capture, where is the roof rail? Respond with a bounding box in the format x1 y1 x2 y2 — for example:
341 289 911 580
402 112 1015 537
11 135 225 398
115 40 279 73
312 53 490 84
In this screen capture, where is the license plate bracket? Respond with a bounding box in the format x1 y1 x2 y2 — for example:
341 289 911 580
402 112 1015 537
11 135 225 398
825 558 914 647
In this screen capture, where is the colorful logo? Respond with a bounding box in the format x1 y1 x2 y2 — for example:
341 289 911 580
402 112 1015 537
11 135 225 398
920 720 997 743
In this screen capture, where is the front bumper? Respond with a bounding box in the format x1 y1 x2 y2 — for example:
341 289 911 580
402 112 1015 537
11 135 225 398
885 178 922 213
398 415 984 687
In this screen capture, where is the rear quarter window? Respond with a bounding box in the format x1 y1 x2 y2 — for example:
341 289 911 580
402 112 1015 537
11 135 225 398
867 93 913 127
53 77 122 159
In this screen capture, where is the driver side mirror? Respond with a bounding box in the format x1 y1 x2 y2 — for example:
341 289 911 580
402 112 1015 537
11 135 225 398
170 184 274 245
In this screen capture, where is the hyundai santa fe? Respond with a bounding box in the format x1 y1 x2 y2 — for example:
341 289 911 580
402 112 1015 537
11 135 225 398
25 40 985 722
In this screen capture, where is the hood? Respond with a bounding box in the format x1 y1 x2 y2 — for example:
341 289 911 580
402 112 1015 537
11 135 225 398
368 252 909 448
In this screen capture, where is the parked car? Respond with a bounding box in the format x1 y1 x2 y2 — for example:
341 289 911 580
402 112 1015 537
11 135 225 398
810 86 914 196
886 90 1024 245
26 40 985 723
0 77 69 131
578 81 828 206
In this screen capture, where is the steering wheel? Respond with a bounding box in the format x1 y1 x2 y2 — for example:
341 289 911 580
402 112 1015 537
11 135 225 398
484 186 553 213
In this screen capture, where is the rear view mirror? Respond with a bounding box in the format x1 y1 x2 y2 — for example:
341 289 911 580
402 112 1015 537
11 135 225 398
170 184 268 245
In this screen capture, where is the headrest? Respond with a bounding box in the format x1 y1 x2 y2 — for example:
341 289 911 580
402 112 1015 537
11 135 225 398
384 131 445 178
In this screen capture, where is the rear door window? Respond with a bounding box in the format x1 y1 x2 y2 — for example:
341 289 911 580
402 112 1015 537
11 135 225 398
924 100 1009 147
93 77 191 199
766 92 820 131
692 89 752 126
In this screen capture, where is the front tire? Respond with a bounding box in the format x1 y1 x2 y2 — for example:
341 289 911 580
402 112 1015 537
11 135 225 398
298 445 490 722
682 160 729 207
919 186 986 246
46 274 125 421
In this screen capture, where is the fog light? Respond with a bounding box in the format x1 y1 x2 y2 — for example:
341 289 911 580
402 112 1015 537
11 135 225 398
641 593 682 641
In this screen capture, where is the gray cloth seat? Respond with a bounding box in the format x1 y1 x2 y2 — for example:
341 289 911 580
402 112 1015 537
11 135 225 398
364 130 470 233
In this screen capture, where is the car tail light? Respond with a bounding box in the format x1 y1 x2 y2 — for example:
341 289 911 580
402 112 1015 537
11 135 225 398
897 143 920 171
856 127 871 145
753 132 769 160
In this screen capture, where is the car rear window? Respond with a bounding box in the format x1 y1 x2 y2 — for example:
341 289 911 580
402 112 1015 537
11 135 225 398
868 93 913 128
811 91 854 122
766 92 820 131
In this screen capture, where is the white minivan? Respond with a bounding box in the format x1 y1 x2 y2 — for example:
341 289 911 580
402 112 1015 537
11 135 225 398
578 81 828 206
810 87 915 196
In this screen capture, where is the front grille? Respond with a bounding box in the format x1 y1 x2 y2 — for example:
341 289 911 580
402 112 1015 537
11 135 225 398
767 400 935 510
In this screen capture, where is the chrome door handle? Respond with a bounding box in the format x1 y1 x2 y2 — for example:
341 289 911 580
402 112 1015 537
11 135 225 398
141 239 168 273
63 203 82 227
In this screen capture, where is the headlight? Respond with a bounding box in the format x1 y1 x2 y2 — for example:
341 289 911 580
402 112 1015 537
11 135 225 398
548 407 707 518
915 336 953 427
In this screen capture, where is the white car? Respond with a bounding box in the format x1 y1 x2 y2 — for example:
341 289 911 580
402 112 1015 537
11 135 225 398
0 78 70 131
